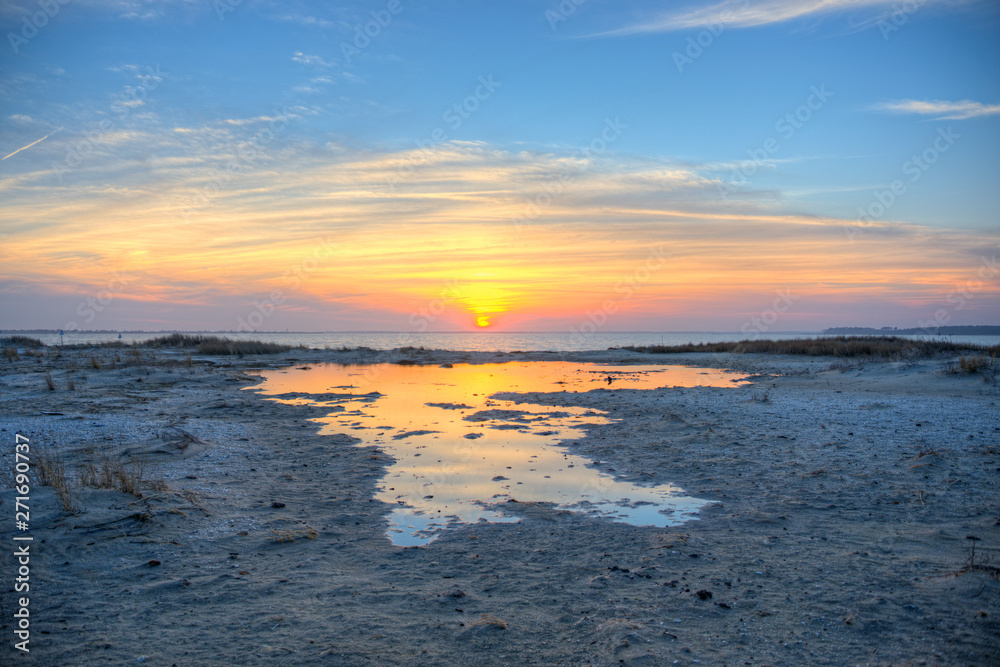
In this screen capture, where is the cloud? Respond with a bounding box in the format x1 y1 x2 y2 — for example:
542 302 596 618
2 126 63 161
221 115 290 126
592 0 946 36
277 14 335 28
292 51 335 68
873 99 1000 120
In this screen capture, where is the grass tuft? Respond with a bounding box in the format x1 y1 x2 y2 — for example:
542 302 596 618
44 371 55 391
956 355 995 374
270 525 319 543
79 450 149 497
34 449 76 512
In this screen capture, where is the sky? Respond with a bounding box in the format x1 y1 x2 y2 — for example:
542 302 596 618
1 0 998 333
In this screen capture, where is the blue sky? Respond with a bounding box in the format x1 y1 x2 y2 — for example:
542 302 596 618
1 0 998 332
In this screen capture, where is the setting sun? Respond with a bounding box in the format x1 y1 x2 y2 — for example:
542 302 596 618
476 315 492 328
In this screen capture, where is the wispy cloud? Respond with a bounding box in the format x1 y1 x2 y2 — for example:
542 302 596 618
2 0 205 22
2 126 63 161
292 51 335 68
221 114 290 126
593 0 946 36
277 14 335 28
873 99 1000 120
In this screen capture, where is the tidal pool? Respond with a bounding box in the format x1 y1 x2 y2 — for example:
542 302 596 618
250 362 747 546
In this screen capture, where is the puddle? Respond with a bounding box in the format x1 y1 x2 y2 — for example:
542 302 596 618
249 362 747 546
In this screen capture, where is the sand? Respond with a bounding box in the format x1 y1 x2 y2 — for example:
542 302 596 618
1 345 998 665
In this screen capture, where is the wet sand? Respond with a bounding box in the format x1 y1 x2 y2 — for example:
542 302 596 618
1 345 998 665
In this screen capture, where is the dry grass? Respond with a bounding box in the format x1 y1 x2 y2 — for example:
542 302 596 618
147 478 169 493
625 336 999 360
44 371 55 391
125 348 147 366
143 333 203 348
470 614 509 630
32 444 162 514
33 450 77 512
0 335 44 348
3 347 18 362
270 524 319 543
197 338 296 355
90 356 101 369
144 333 300 355
951 355 996 375
79 449 150 498
954 541 1000 580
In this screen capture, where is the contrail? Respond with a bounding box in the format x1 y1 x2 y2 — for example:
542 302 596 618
2 126 63 161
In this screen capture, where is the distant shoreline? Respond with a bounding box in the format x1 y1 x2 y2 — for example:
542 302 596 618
822 325 1000 336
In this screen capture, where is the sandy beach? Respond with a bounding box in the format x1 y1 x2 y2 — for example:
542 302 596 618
2 344 998 666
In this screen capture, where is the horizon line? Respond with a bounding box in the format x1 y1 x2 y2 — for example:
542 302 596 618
5 327 999 335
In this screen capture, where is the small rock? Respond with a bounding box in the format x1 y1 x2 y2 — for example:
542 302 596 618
148 559 161 567
271 502 286 508
695 589 712 600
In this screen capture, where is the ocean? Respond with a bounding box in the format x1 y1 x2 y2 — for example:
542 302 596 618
18 331 1000 352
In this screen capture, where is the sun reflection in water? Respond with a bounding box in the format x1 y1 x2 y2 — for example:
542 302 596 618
251 362 747 546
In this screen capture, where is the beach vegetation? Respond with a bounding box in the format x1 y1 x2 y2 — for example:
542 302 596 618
34 449 76 512
624 336 999 360
79 449 149 497
143 333 301 355
0 335 44 348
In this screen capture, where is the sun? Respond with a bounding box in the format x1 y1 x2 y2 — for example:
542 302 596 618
476 315 492 328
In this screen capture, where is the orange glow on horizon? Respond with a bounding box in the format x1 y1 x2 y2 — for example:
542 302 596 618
2 141 996 331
